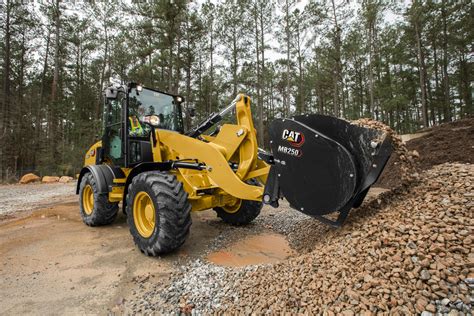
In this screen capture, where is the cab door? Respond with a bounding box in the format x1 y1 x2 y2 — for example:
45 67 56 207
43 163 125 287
102 91 126 166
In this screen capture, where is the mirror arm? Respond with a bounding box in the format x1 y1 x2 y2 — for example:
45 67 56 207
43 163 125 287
151 126 157 146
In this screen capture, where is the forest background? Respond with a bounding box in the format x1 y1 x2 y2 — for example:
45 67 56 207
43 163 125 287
0 0 472 181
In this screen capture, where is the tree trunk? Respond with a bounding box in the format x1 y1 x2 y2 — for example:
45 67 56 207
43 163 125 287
1 0 12 181
331 0 341 117
259 4 266 139
174 31 181 94
51 0 60 102
459 53 471 116
168 39 174 92
184 17 192 130
259 4 266 145
367 21 374 117
34 30 51 171
232 30 238 97
296 26 304 115
98 23 108 121
198 53 204 115
209 20 214 113
16 30 27 177
374 26 382 120
433 37 442 123
285 0 291 116
441 1 450 122
254 4 263 146
50 0 61 163
415 19 429 127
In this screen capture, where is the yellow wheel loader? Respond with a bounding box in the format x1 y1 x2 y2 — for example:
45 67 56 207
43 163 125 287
77 82 392 256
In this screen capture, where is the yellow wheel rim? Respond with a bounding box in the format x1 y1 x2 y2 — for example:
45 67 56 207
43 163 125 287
133 192 156 238
82 184 94 215
222 199 242 214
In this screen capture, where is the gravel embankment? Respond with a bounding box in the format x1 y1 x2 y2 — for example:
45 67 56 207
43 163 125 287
0 182 76 216
215 163 473 315
125 163 473 315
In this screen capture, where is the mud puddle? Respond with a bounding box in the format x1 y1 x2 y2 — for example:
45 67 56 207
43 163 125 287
207 233 295 267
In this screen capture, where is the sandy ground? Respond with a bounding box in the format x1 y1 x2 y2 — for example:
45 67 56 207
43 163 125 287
0 199 224 314
0 182 387 315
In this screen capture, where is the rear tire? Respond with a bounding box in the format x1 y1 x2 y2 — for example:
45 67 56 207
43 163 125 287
79 172 119 226
214 180 263 225
126 171 192 256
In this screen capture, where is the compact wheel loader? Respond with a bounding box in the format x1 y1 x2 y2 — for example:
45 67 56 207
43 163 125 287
77 82 392 255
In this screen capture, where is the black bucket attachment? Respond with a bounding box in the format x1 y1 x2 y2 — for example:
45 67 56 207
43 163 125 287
263 114 392 227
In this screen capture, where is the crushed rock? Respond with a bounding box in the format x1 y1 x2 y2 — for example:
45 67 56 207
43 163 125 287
0 182 76 216
125 162 473 314
353 118 420 189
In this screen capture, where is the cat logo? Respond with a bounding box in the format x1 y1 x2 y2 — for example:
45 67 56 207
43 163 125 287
281 129 305 147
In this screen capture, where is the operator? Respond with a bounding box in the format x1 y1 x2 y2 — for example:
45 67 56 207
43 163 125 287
129 115 145 137
128 98 150 137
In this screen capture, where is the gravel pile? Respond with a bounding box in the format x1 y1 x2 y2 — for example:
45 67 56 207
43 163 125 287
129 260 257 314
125 162 472 314
0 182 76 216
353 118 420 189
377 118 473 189
218 163 472 315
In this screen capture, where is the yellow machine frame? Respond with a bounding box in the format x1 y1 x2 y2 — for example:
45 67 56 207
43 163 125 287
83 94 269 213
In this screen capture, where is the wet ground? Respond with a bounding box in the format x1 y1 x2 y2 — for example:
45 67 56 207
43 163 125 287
207 233 294 267
0 182 388 314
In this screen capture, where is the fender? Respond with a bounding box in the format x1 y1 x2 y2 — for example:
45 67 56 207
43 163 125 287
76 165 125 194
122 162 175 208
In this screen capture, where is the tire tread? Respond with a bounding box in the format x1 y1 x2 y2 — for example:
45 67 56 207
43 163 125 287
79 172 118 226
126 171 191 255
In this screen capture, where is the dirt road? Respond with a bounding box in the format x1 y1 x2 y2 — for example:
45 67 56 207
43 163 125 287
0 182 387 314
0 191 226 314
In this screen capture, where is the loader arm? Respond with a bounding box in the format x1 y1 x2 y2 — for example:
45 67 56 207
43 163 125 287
158 130 263 201
156 94 268 202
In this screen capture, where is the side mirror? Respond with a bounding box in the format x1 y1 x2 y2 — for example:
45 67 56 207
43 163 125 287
105 87 118 99
142 115 161 127
189 107 196 118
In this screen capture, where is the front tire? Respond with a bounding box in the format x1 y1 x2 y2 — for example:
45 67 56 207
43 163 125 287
214 199 263 225
126 171 192 256
213 180 263 225
79 172 119 226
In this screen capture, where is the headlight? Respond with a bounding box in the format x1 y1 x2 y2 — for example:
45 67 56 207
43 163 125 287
143 115 160 127
176 96 183 102
137 85 143 92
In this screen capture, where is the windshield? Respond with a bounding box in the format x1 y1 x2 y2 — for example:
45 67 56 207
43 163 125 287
128 88 183 132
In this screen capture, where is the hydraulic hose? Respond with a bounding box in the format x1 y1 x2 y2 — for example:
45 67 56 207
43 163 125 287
186 94 242 138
